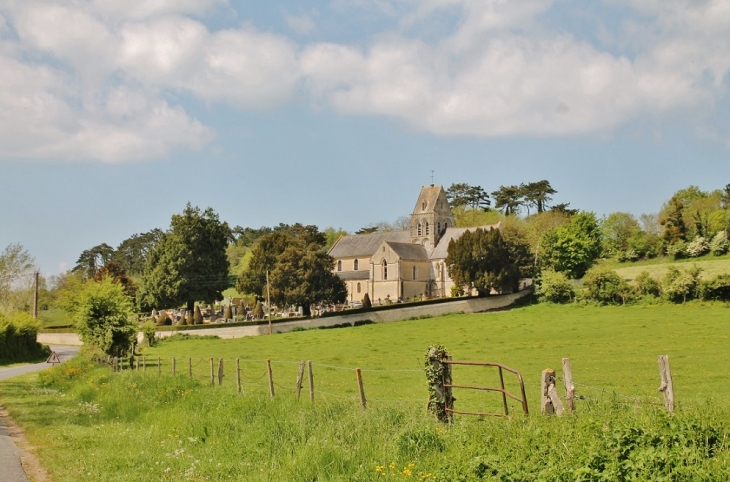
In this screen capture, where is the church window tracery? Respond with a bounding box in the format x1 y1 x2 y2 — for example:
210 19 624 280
354 259 359 270
412 265 417 280
425 222 430 235
417 222 422 236
382 260 388 280
337 260 342 271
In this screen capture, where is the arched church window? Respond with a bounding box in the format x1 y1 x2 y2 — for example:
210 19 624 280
354 259 359 270
425 222 430 235
412 265 417 280
417 222 422 236
357 283 361 293
337 260 342 271
444 222 448 229
382 260 388 280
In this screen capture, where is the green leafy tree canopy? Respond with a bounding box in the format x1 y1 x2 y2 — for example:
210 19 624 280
140 204 231 312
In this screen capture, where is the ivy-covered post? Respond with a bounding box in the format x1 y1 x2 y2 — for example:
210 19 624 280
425 344 454 423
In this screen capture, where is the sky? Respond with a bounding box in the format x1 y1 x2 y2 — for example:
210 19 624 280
1 0 730 276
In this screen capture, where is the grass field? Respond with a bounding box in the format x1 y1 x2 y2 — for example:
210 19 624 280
613 258 730 282
2 303 730 480
141 302 730 411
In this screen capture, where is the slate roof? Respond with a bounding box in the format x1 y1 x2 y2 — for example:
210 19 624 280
328 231 411 258
385 242 429 260
429 223 501 260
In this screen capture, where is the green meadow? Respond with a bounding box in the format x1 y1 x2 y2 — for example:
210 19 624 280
2 303 730 481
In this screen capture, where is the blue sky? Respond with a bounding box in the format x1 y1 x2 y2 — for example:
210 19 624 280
1 0 729 275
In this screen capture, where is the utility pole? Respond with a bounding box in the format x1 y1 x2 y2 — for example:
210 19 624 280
266 270 272 335
33 271 39 318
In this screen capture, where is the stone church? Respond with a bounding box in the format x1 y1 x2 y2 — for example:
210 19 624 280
328 185 499 304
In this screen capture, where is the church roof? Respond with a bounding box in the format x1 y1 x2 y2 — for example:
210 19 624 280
328 231 411 258
429 223 501 260
385 242 430 260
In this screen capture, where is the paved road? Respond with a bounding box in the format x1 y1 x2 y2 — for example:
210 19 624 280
0 345 80 381
0 345 81 482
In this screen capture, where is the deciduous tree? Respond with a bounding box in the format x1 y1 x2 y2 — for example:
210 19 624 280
539 212 601 279
237 226 347 316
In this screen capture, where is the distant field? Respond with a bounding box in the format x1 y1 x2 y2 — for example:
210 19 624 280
614 258 730 281
37 307 73 328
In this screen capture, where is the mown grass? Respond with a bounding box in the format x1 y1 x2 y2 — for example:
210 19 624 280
143 303 730 411
3 303 730 480
613 258 730 281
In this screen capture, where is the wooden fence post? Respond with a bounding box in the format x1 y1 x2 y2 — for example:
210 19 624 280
356 368 366 409
562 358 575 413
209 358 214 385
157 357 161 375
658 355 675 412
188 357 192 379
307 361 314 404
267 359 275 398
295 361 305 400
218 358 224 386
236 358 241 394
541 368 565 416
172 357 176 376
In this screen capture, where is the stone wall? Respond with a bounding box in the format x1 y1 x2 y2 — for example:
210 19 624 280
154 289 530 340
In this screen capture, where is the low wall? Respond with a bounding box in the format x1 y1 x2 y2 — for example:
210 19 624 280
154 290 531 340
37 333 83 346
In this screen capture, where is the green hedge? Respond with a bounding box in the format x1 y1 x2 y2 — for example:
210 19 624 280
0 312 51 363
152 316 306 332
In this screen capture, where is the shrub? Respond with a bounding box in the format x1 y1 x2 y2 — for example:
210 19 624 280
178 312 187 326
666 240 687 259
663 265 702 303
633 271 661 297
686 236 709 257
699 273 730 301
535 269 574 303
186 310 194 325
582 267 632 304
156 312 168 326
252 301 264 319
0 312 50 363
362 293 372 309
193 305 203 324
68 278 137 357
617 249 639 263
141 320 157 347
710 230 729 256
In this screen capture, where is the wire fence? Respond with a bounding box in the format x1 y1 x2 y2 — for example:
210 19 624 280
101 355 673 415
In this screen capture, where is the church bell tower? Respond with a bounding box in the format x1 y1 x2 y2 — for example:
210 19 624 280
410 185 455 250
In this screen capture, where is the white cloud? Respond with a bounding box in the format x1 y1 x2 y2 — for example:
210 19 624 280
2 0 730 162
301 0 730 138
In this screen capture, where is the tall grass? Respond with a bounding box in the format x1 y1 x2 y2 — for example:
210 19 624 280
2 352 730 481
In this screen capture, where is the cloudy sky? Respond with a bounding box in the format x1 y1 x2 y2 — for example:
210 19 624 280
1 0 730 274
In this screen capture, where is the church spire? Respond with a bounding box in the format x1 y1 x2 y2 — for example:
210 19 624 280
410 185 454 250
